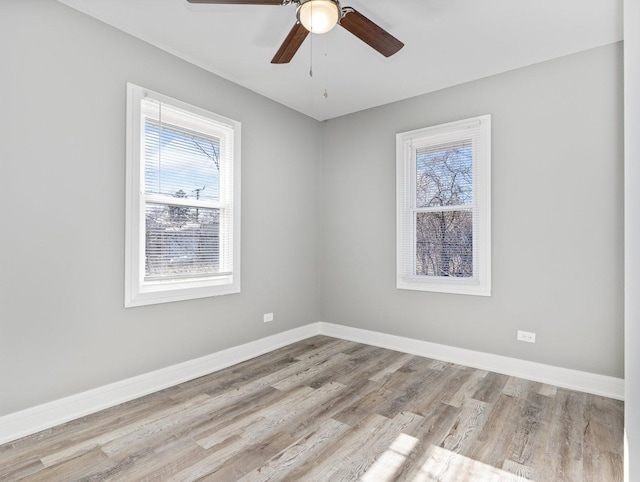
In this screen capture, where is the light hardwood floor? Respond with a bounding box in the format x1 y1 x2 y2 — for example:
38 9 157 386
0 336 624 481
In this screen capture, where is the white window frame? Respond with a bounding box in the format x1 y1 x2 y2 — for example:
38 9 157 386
125 83 241 307
396 115 491 296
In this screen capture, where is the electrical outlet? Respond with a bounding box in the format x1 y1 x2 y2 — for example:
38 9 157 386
517 330 536 343
263 313 274 323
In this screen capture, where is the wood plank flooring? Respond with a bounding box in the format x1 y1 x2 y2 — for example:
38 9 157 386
0 336 624 481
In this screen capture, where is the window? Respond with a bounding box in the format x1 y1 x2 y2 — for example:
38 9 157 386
125 83 240 307
396 115 491 296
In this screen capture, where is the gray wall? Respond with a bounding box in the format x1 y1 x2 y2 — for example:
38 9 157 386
0 0 321 416
624 0 639 476
0 0 624 419
320 43 624 378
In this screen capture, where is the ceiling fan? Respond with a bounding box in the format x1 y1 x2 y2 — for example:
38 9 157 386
186 0 404 64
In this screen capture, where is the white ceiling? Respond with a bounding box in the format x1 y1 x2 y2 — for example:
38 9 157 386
57 0 622 121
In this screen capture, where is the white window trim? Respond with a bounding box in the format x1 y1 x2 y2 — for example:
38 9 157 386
396 115 491 296
125 83 241 307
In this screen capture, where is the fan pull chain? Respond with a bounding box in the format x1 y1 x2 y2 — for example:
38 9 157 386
309 30 313 77
323 35 329 98
319 39 329 121
309 1 313 77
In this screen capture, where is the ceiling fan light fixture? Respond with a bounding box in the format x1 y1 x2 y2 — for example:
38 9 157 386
298 0 340 34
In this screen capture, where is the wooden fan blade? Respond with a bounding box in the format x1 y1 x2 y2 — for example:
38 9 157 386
187 0 283 5
339 8 404 57
271 22 309 64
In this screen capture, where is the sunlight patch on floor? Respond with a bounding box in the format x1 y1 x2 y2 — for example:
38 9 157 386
415 445 533 481
360 433 533 482
361 433 419 481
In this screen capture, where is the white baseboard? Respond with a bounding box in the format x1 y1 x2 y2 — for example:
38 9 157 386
0 324 320 446
318 322 625 401
0 321 623 446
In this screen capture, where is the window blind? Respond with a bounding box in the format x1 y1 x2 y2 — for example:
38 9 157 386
414 138 475 278
141 97 235 282
396 115 491 296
